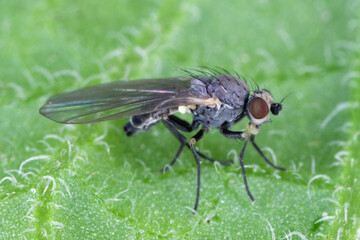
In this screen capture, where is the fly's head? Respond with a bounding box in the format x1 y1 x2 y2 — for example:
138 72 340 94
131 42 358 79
246 89 283 134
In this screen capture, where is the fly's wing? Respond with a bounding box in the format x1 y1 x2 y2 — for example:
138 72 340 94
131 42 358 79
39 77 211 124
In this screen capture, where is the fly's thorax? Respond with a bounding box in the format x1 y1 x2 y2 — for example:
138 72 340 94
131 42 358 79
246 89 274 125
187 74 250 128
206 74 250 109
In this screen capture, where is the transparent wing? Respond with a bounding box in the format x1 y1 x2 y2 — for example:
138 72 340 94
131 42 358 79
39 77 211 124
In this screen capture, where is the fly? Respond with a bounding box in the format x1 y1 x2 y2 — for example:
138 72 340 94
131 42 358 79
39 68 287 212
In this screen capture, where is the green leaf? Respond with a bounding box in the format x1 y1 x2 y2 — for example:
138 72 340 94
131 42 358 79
0 0 359 239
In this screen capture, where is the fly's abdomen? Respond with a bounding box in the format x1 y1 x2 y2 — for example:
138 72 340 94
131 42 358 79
124 113 160 136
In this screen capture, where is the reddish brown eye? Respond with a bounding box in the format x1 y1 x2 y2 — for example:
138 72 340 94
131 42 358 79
249 97 269 119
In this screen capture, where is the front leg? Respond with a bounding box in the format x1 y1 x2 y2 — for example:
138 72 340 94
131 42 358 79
250 135 287 171
220 127 249 140
220 125 254 201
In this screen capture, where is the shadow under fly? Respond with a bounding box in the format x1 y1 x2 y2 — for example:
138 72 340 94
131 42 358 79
39 68 287 212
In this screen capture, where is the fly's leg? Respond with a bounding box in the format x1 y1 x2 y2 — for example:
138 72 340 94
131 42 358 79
159 117 199 172
238 137 254 201
193 114 246 165
163 118 205 212
167 115 234 166
220 127 254 201
188 129 204 212
195 151 233 165
250 135 287 171
166 115 200 132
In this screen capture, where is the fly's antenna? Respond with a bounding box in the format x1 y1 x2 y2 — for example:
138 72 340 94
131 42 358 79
279 92 294 104
271 92 293 115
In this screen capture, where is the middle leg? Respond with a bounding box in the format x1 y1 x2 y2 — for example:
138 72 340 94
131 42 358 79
159 116 199 172
163 118 205 211
165 115 234 167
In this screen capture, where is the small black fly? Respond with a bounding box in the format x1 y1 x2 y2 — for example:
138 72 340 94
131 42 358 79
39 68 287 212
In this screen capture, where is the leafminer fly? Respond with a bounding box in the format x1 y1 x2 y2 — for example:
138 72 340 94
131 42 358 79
39 68 287 212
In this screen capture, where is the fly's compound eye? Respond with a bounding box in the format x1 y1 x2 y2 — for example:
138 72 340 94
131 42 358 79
248 97 269 119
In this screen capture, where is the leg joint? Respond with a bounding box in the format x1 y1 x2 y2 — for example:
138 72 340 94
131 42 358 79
189 137 196 146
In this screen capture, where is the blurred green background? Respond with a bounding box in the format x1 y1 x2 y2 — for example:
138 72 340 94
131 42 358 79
0 0 359 239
